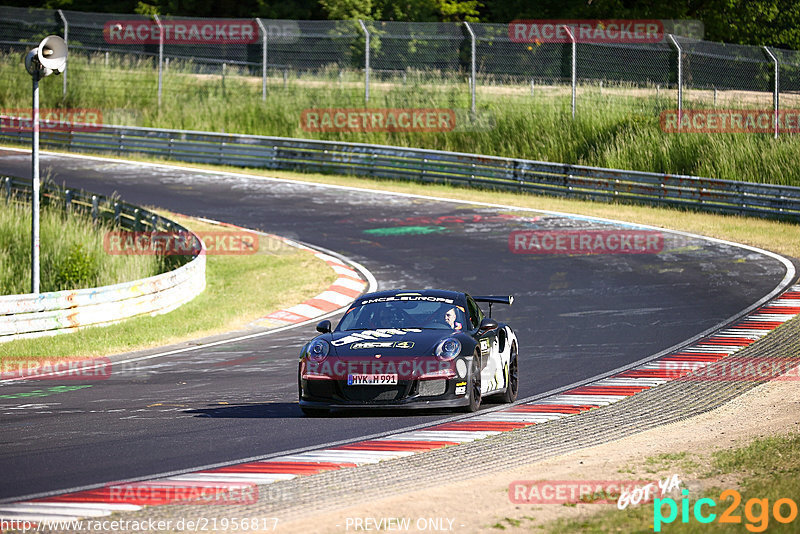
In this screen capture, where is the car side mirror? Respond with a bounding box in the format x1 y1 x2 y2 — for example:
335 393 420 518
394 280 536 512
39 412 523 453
479 317 498 332
316 320 332 334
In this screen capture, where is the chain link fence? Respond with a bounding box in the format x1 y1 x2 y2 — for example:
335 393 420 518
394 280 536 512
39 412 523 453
1 5 799 135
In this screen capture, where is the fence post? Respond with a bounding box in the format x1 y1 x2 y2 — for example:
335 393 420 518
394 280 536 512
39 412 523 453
763 46 779 139
153 14 164 107
562 25 576 119
256 18 267 101
358 20 370 103
464 22 476 114
668 34 682 128
58 9 67 99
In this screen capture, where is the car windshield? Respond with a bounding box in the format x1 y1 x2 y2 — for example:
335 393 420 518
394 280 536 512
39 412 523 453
337 298 468 331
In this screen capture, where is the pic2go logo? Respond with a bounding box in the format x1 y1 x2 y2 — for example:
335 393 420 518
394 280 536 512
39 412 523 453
654 489 798 532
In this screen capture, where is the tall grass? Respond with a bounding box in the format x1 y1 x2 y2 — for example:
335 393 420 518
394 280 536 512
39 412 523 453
0 198 164 295
1 50 799 185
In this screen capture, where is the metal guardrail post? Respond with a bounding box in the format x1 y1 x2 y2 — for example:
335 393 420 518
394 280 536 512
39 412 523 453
668 34 683 129
562 25 576 120
58 9 67 99
153 14 164 107
763 46 779 139
464 22 476 114
256 18 268 101
358 20 370 103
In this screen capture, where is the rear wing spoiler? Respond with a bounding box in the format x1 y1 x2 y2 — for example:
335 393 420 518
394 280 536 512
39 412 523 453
473 296 514 306
473 295 514 317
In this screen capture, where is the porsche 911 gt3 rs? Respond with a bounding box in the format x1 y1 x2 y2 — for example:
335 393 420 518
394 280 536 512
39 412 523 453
298 289 518 416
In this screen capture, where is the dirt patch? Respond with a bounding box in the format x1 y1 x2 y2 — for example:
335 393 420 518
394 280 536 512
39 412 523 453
275 368 800 533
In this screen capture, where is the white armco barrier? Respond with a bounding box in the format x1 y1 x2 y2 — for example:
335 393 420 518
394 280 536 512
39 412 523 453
0 253 205 340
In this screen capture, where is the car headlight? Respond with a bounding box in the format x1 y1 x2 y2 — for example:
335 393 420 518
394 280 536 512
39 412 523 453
307 339 330 362
435 338 461 361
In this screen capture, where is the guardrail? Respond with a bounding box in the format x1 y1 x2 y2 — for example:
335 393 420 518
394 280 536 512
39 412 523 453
1 121 799 221
0 175 206 341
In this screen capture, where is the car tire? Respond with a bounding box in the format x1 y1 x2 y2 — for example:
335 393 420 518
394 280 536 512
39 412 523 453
461 354 482 413
298 366 329 417
500 344 519 404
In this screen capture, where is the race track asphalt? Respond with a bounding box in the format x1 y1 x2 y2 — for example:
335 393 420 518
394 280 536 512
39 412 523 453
0 150 790 500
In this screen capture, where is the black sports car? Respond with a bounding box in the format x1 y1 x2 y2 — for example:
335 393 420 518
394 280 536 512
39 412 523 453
298 289 518 415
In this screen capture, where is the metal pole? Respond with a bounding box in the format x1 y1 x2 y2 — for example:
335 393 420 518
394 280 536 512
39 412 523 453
562 25 576 119
31 71 40 294
464 22 476 114
58 9 67 99
358 20 370 103
668 34 682 128
763 46 779 139
256 18 267 101
154 15 163 107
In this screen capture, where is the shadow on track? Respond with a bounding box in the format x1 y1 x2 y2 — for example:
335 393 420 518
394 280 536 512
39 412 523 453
183 402 493 419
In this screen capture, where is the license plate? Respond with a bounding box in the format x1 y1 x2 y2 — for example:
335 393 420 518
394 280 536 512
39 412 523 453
347 374 398 385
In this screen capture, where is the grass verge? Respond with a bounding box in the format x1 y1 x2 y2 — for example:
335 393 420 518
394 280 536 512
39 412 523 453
0 212 337 359
541 433 800 533
3 50 800 185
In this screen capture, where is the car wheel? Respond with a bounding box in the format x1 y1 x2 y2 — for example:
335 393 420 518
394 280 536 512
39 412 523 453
500 345 518 403
298 366 329 417
462 354 482 412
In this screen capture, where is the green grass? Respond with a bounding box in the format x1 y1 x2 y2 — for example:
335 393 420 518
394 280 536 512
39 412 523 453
540 433 800 533
0 213 337 358
0 197 164 294
3 50 800 185
644 452 701 474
